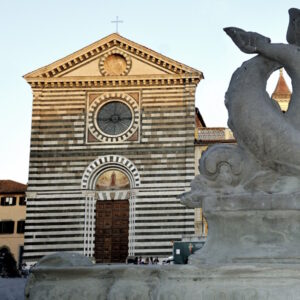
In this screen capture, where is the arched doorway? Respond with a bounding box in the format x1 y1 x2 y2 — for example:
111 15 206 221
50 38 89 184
94 169 130 263
81 155 140 262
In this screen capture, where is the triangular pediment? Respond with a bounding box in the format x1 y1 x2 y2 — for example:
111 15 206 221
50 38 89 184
59 47 171 77
24 33 203 80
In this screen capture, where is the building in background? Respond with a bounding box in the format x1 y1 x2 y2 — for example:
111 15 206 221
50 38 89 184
0 180 26 267
23 33 203 264
271 68 292 112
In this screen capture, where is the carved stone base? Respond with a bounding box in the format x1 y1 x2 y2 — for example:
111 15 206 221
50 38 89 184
25 259 300 300
189 194 300 265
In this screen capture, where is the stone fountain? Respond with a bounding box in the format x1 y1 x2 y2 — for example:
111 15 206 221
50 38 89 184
25 8 300 300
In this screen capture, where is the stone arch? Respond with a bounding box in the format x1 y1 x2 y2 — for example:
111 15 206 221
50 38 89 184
81 155 140 190
81 155 140 259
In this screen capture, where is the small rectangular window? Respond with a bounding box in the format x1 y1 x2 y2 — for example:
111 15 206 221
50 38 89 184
0 221 14 234
19 197 26 206
1 197 16 206
17 221 25 234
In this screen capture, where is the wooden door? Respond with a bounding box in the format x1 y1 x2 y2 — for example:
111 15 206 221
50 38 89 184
94 200 129 263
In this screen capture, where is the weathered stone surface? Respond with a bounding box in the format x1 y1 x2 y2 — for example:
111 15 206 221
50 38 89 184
25 261 300 299
189 206 300 265
34 252 93 268
184 192 300 264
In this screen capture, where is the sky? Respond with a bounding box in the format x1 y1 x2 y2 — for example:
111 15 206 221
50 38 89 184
0 0 298 184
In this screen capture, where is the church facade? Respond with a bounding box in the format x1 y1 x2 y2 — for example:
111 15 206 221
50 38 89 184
23 34 203 264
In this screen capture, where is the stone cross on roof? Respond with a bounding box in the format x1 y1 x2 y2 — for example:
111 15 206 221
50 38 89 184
111 16 123 33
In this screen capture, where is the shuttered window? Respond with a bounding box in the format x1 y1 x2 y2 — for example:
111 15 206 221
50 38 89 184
0 197 16 206
0 221 14 234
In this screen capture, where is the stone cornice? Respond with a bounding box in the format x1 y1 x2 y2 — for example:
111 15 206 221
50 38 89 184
23 33 203 80
26 74 202 88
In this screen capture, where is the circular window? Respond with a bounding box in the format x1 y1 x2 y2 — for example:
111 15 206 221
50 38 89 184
97 101 133 136
87 93 139 143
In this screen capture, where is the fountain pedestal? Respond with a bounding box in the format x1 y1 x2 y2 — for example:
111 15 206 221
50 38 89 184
189 193 300 265
25 255 300 299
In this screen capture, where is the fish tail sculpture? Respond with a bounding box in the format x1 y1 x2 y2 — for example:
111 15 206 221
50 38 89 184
181 8 300 206
224 26 300 176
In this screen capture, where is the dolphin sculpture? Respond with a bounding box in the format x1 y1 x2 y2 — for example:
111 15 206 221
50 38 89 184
181 8 300 206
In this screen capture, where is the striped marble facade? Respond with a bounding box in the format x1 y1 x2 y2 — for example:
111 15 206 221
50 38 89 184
23 34 203 264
